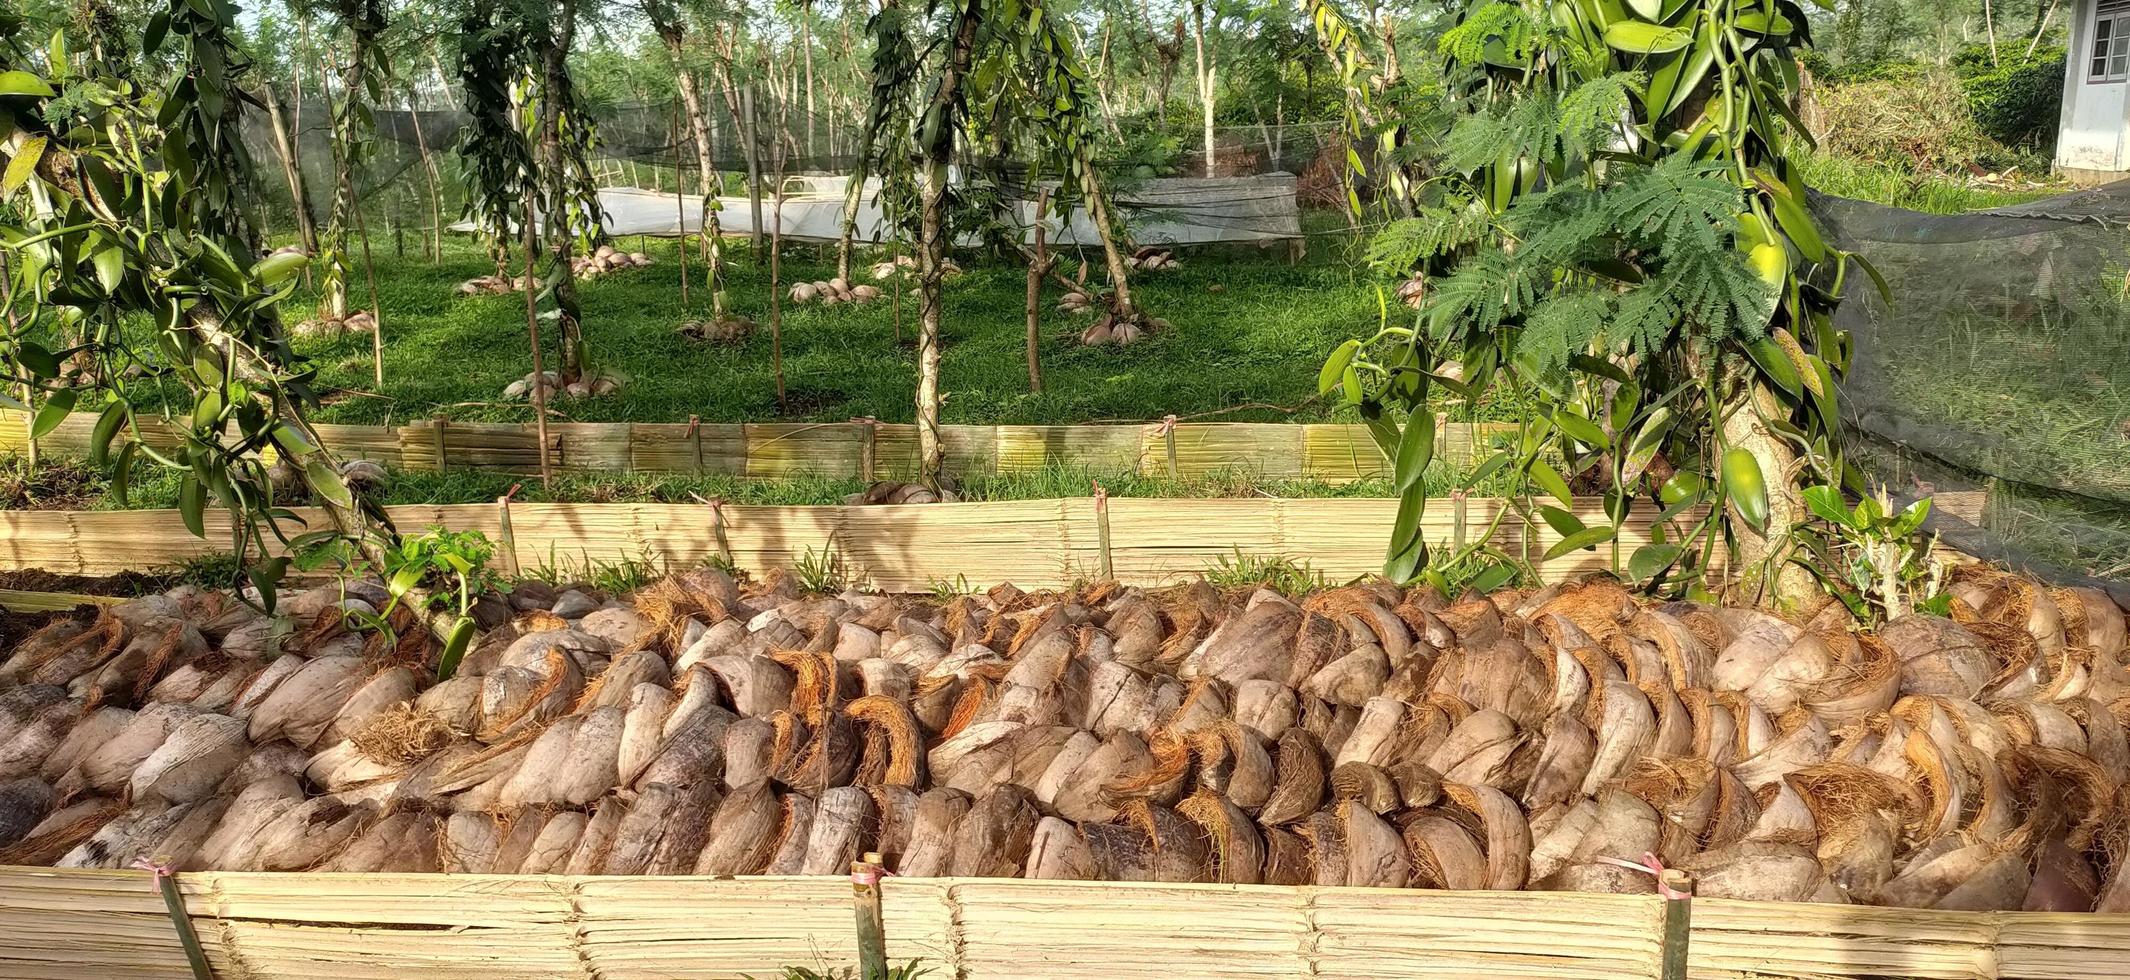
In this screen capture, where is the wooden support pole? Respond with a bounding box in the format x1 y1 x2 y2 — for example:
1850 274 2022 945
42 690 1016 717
1093 482 1114 581
431 418 448 472
495 491 521 578
856 417 877 482
1161 415 1179 480
521 199 554 490
850 851 889 979
1659 869 1693 980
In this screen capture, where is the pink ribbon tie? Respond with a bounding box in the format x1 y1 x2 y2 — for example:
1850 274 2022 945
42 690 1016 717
1595 851 1692 900
131 858 174 878
852 866 895 887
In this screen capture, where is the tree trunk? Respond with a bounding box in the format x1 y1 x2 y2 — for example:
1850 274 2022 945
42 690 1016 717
1025 187 1050 393
1718 360 1816 610
801 10 817 160
1191 0 1216 177
654 17 722 294
306 15 352 322
1984 0 2001 65
769 183 787 412
1080 161 1135 315
2026 0 2061 57
741 86 765 259
262 85 320 254
915 3 982 490
538 0 588 382
403 88 445 262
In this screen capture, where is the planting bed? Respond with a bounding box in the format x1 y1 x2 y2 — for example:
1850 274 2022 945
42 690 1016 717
2 563 2126 915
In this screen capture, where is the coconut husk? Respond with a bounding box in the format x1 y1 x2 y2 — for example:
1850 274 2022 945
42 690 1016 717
1257 729 1327 825
557 797 628 875
37 706 134 784
1175 788 1264 884
1733 710 1835 791
558 706 628 806
507 809 581 873
81 621 205 708
0 615 104 685
1567 789 1663 870
1994 700 2089 753
496 716 584 807
330 811 440 873
58 801 180 868
1200 722 1275 810
945 786 1039 878
1289 809 1345 886
475 652 583 743
1045 732 1145 824
0 700 78 782
722 717 777 790
0 778 55 850
483 809 549 874
440 812 501 874
1231 679 1297 742
1683 841 1828 902
1876 839 2031 911
892 787 971 877
1441 782 1530 889
1302 644 1390 708
646 782 722 875
1028 731 1100 810
1581 681 1655 797
246 655 369 749
0 793 118 866
1330 762 1400 815
857 658 911 701
758 791 818 875
74 702 198 796
1878 615 1994 699
1020 816 1095 880
130 714 248 804
140 796 232 872
846 694 928 788
1429 641 1552 728
1339 801 1409 888
324 666 419 746
599 782 687 875
691 781 781 875
1527 799 1598 883
1513 714 1591 814
867 784 919 867
1622 757 1719 866
797 786 876 875
1332 696 1406 772
1245 824 1306 886
1116 799 1211 882
191 775 304 871
2024 837 2100 912
251 797 375 871
411 673 484 736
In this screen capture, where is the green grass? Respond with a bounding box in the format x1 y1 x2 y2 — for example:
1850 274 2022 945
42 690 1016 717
268 231 1484 428
58 456 1508 511
1797 151 2059 214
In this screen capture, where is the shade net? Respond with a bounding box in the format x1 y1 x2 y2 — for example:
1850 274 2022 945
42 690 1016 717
240 92 1340 244
1813 189 2130 600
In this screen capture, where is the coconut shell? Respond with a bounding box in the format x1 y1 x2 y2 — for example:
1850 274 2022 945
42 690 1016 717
1684 841 1828 902
76 702 198 796
897 787 973 877
647 782 722 875
1053 734 1150 823
1025 816 1099 880
441 812 502 873
38 706 134 783
557 706 627 805
1117 800 1210 882
58 801 180 869
0 700 77 782
251 797 375 871
1257 729 1327 825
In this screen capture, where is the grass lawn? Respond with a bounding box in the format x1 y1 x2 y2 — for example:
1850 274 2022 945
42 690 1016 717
276 230 1461 428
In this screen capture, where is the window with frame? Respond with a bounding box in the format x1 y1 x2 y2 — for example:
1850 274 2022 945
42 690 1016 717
2093 0 2130 83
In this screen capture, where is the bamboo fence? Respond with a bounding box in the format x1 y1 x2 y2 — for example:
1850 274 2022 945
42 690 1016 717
0 497 1702 590
0 410 1510 481
0 867 2123 980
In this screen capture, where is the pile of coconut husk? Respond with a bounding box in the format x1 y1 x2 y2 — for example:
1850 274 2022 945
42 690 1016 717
789 279 886 307
1124 247 1181 273
3 563 2126 912
868 255 957 283
840 480 962 506
571 245 654 280
1079 309 1170 347
677 315 757 346
502 368 628 401
456 274 530 297
1395 275 1426 309
293 310 379 338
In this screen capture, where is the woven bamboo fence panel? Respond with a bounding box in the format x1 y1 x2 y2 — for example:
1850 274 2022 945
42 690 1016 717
2 868 2125 980
0 411 1510 482
0 497 1698 590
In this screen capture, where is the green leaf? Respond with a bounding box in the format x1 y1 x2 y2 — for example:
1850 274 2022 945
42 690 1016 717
1734 10 1794 33
270 424 318 457
305 460 355 510
437 616 477 681
1758 172 1828 262
178 474 206 538
1383 486 1431 583
87 400 125 466
1544 525 1615 561
388 564 424 599
1465 449 1512 489
1625 0 1661 18
0 71 55 98
251 250 309 286
1537 504 1587 538
30 389 75 438
1846 251 1893 304
1392 413 1435 493
1469 563 1518 594
1553 410 1610 450
1744 337 1802 397
1628 542 1685 582
1528 458 1575 507
1318 339 1360 396
110 442 137 506
2 135 46 198
1340 365 1363 405
1801 485 1855 528
1603 20 1692 53
1892 498 1932 537
91 246 124 293
1721 448 1769 533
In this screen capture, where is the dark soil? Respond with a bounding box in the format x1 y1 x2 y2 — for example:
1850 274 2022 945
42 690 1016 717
0 456 108 511
0 569 176 597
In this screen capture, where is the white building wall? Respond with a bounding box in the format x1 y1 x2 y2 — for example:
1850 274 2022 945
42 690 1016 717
2059 0 2130 173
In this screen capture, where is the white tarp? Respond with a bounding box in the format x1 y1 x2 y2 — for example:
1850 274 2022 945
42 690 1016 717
580 174 1303 246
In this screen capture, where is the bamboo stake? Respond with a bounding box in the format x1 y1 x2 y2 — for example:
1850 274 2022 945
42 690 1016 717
495 490 521 577
1025 187 1050 394
1659 869 1693 980
1094 482 1113 581
674 114 691 311
351 195 386 390
769 180 787 412
851 852 889 978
